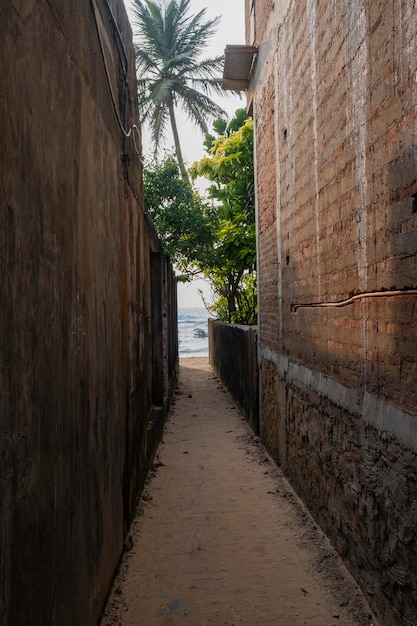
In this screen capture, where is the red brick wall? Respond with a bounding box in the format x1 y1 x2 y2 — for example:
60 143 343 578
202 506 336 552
245 0 275 45
250 2 417 623
254 0 417 405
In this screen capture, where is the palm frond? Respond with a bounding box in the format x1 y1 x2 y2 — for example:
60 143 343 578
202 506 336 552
132 0 229 162
174 84 226 132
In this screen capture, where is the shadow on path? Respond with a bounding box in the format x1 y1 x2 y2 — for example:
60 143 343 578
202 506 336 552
101 358 377 626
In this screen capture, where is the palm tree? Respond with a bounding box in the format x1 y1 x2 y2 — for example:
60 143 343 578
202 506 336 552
132 0 227 180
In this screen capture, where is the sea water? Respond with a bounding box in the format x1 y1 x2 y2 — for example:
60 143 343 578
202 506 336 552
178 308 213 358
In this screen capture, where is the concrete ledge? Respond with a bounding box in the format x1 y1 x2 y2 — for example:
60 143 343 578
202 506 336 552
261 345 417 453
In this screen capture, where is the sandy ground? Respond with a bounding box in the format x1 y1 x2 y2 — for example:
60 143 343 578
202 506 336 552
101 357 378 626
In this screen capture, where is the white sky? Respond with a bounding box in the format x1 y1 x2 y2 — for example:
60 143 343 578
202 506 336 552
123 0 246 308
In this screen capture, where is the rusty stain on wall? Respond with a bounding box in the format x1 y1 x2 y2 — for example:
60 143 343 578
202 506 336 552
0 1 177 624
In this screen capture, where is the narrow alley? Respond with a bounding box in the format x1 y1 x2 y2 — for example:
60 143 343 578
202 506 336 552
101 358 377 626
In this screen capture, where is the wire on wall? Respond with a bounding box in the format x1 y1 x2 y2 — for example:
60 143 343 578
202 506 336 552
90 0 141 157
291 289 417 313
102 0 129 79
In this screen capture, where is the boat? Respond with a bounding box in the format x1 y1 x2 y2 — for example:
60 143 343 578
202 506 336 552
193 328 206 338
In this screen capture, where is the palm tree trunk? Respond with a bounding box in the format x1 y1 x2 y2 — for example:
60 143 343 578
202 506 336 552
167 96 189 182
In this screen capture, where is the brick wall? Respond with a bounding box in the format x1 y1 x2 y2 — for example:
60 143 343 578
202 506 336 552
250 1 417 624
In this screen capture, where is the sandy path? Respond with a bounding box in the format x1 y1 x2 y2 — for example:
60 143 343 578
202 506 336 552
101 357 377 626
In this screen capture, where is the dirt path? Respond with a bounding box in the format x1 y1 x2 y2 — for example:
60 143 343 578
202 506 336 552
101 358 377 626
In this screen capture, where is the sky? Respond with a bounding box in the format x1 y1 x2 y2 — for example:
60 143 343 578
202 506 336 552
123 0 246 308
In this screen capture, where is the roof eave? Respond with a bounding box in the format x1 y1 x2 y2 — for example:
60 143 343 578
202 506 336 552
219 44 258 92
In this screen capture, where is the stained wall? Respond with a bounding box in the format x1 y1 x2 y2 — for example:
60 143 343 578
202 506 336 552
249 1 417 623
209 319 259 434
0 1 177 623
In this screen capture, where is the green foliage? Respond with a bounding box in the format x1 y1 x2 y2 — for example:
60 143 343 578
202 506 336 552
203 107 248 151
132 0 226 177
143 154 213 275
143 110 257 326
190 110 257 325
199 272 257 326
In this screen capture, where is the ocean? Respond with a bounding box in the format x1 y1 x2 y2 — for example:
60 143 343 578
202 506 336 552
178 308 213 358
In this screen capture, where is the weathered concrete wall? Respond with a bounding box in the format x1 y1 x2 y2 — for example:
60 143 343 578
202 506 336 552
209 319 259 434
0 1 177 624
249 1 417 624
